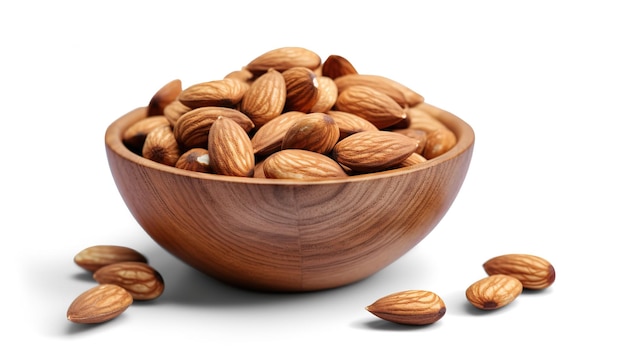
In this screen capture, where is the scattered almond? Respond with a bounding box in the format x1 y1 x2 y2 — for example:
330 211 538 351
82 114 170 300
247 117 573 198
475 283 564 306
67 284 133 324
93 262 165 301
366 290 446 325
74 245 148 273
483 254 556 290
466 274 523 310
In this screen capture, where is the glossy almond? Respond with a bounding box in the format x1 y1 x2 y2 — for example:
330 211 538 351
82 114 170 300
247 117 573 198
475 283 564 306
67 284 133 324
163 99 192 127
175 147 211 173
281 113 339 154
93 262 165 300
392 128 428 155
334 85 407 129
334 74 408 107
173 106 254 150
250 111 305 156
424 128 457 159
466 274 523 310
208 116 255 177
333 131 418 173
263 149 348 180
178 78 249 109
147 79 182 116
321 54 358 79
142 125 181 167
326 110 379 139
366 290 446 325
282 67 319 112
245 46 321 76
74 245 148 273
122 116 170 154
239 69 286 127
309 76 338 113
483 254 556 290
357 74 424 107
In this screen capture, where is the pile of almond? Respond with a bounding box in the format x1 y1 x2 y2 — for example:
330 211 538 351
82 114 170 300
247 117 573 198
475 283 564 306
366 253 555 325
67 245 164 324
123 47 457 180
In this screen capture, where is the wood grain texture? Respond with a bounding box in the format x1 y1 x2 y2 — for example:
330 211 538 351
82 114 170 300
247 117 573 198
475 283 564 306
105 104 474 292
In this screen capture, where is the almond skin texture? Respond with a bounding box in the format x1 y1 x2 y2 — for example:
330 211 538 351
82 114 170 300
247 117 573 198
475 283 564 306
282 66 319 112
466 274 523 310
245 46 321 76
281 113 339 154
326 110 379 140
67 284 133 324
93 262 165 301
74 245 148 273
173 106 254 150
321 54 358 79
175 148 211 173
122 116 170 154
334 73 408 107
424 128 457 159
239 69 287 127
366 290 446 325
208 116 255 177
483 254 556 290
178 78 249 109
148 79 182 116
310 76 338 113
142 125 181 167
263 149 348 180
251 111 306 156
333 131 418 173
334 85 407 129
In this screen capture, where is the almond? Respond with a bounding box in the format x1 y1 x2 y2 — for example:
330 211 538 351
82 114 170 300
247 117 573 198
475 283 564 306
397 152 428 168
392 128 428 155
239 69 286 127
173 106 254 150
245 46 321 76
281 113 339 154
334 85 407 129
93 262 165 301
142 125 181 167
282 66 319 112
208 116 255 177
321 54 358 79
263 149 348 180
326 110 379 140
334 74 408 107
250 111 306 156
147 79 182 116
483 254 556 290
223 68 254 84
163 99 192 127
67 284 133 324
178 78 249 109
122 116 170 154
361 74 423 107
423 127 457 159
175 147 211 173
309 76 338 113
366 290 446 325
74 245 148 272
333 131 418 173
466 274 523 310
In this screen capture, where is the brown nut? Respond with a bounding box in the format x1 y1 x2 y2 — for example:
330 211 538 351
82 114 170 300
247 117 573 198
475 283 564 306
466 274 523 310
208 116 255 177
93 262 165 301
366 290 446 325
67 284 133 324
281 113 340 154
74 245 148 273
263 149 348 180
483 254 556 290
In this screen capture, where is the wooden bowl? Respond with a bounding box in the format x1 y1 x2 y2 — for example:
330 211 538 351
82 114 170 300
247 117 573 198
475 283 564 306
105 104 474 292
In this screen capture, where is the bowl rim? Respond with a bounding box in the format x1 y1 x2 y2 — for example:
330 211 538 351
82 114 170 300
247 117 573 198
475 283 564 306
105 105 475 186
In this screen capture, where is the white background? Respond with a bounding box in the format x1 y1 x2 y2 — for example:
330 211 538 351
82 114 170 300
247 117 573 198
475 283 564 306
2 0 625 349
